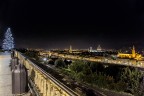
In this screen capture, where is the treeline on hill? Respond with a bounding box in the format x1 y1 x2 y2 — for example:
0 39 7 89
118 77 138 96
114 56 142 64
18 49 144 96
58 60 144 96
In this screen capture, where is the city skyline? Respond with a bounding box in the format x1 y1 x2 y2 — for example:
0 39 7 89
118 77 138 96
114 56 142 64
0 0 144 49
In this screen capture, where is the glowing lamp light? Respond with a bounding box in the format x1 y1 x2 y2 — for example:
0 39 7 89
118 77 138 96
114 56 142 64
43 58 47 61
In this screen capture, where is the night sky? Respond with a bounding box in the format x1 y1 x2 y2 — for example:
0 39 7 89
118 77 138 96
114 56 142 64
0 0 144 50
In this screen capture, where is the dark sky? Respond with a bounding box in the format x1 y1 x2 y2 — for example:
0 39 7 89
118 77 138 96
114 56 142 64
0 0 144 50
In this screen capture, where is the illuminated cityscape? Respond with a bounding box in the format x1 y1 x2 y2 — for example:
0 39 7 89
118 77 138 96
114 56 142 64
0 0 144 96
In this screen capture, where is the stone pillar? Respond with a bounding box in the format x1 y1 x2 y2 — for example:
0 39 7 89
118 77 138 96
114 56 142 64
43 79 47 96
36 72 40 90
46 81 51 96
55 88 61 96
62 91 67 96
38 73 41 90
34 71 38 86
25 61 27 69
28 66 31 77
51 86 56 96
40 75 44 93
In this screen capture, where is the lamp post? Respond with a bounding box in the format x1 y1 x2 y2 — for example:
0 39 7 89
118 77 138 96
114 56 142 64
43 57 47 64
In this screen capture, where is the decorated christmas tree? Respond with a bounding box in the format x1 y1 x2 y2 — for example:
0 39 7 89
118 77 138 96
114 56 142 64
2 28 14 50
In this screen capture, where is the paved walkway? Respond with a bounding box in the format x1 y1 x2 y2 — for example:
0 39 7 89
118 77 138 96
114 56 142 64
0 52 12 96
0 52 31 96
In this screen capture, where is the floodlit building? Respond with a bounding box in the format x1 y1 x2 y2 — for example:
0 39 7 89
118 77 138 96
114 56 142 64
89 45 103 52
97 45 102 51
117 46 142 60
89 47 93 52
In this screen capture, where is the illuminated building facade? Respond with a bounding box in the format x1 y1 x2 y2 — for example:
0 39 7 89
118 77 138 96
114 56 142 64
89 45 103 52
97 45 102 51
117 46 142 60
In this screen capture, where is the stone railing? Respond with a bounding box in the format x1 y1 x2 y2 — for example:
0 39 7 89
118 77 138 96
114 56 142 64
14 51 79 96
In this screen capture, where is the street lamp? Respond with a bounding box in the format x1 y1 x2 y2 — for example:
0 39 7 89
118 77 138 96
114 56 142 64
43 57 47 61
43 57 48 64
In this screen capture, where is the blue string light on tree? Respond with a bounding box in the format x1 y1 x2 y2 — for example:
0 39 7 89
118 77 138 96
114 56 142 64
2 28 14 51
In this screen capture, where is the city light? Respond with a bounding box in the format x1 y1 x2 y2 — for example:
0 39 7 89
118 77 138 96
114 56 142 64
43 58 47 61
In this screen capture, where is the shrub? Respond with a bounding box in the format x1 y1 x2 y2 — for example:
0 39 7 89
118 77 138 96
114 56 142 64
54 59 66 68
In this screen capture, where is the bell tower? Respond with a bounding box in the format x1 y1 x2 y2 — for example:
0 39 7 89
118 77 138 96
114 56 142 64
132 45 136 58
69 45 72 53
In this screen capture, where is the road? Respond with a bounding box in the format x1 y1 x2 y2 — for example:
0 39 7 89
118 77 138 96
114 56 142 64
50 53 144 68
